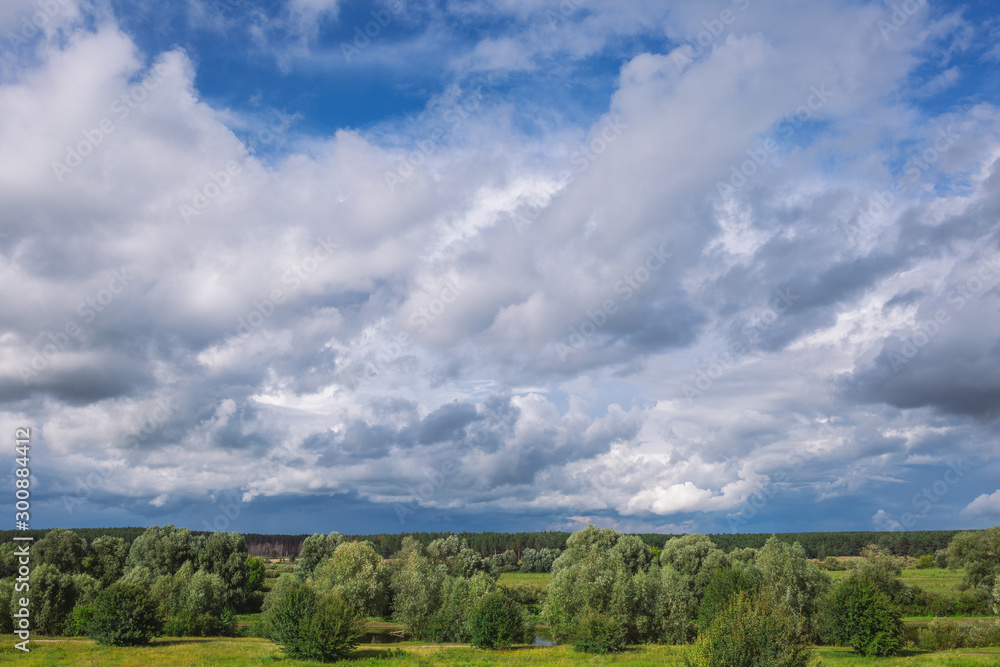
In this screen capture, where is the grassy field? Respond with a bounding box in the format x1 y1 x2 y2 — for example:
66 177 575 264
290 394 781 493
826 567 965 592
497 572 552 591
900 568 968 595
3 637 1000 666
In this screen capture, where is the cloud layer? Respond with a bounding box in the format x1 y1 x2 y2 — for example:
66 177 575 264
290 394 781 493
2 0 999 534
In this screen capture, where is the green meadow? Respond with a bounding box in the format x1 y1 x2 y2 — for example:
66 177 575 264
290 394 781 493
3 637 1000 666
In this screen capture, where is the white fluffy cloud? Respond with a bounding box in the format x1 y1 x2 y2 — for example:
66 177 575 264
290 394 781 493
2 0 1000 533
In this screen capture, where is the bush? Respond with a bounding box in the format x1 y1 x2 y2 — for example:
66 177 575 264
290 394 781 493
297 594 364 662
88 583 162 646
918 618 967 650
261 582 363 661
916 554 935 569
967 621 1000 648
469 590 530 649
64 603 93 636
826 576 904 657
688 591 811 667
697 565 759 628
572 610 627 654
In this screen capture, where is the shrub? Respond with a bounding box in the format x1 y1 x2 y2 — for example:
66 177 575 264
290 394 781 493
64 603 93 636
967 621 1000 648
918 618 967 650
826 576 904 656
88 583 162 646
916 554 935 569
297 594 364 662
261 583 362 662
260 581 319 651
469 590 530 649
688 591 811 667
572 610 627 654
697 565 759 628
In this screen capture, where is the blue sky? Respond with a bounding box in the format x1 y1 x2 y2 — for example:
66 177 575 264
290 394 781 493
2 0 1000 536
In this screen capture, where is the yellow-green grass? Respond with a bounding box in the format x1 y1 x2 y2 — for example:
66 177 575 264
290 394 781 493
3 637 1000 666
497 572 552 591
826 568 965 593
901 568 968 595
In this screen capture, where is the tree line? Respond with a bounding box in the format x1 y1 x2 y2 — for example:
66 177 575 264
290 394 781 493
1 524 998 663
2 527 971 560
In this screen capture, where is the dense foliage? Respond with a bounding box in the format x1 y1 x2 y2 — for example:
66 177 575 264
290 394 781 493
825 573 905 656
468 590 531 649
259 581 363 662
689 591 811 667
87 583 162 646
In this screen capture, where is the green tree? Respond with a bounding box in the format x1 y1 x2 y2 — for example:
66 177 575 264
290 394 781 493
469 590 530 649
697 565 760 628
571 610 627 654
197 532 252 608
295 532 344 582
0 578 15 634
297 593 364 662
88 582 162 646
948 526 1000 592
659 534 728 592
125 525 197 577
34 528 88 574
852 544 911 605
84 535 128 587
689 591 811 667
756 537 830 641
21 564 76 635
154 565 232 637
260 581 363 661
245 556 266 598
430 572 497 642
312 540 390 617
390 549 445 639
260 581 319 651
610 535 653 575
826 575 904 657
0 542 18 578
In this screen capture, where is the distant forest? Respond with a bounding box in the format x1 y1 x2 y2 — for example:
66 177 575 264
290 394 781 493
0 527 969 559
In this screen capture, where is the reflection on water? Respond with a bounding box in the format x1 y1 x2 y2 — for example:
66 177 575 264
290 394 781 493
533 628 555 646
